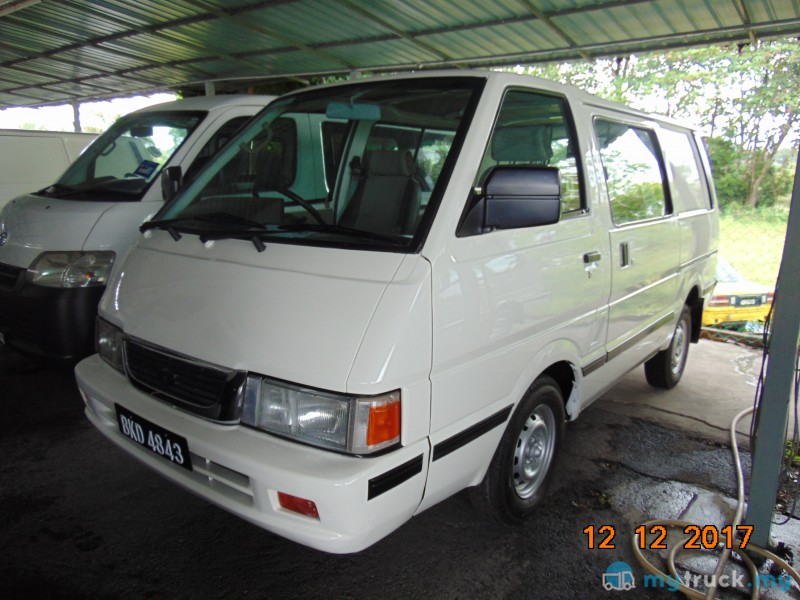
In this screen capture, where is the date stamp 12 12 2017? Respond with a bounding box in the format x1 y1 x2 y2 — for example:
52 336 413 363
583 524 753 551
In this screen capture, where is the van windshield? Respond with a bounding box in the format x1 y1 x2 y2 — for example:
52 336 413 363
151 78 483 252
40 111 205 201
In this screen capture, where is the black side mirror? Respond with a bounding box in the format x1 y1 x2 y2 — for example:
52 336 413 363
457 166 561 237
161 165 182 202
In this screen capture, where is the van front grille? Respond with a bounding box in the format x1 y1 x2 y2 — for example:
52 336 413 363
124 340 246 422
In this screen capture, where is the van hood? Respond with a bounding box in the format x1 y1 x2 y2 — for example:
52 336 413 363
102 233 406 392
0 194 111 268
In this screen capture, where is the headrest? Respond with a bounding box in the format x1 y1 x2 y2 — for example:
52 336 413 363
368 150 413 177
491 126 553 164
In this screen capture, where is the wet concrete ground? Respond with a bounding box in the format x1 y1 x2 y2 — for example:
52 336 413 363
1 342 797 599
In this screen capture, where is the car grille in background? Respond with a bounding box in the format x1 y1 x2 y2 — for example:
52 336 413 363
0 263 22 289
124 340 246 422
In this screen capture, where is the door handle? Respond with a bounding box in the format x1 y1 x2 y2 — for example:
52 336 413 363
583 251 602 264
620 242 632 267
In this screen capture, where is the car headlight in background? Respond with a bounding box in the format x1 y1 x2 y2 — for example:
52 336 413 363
241 376 400 455
96 317 125 372
27 251 115 288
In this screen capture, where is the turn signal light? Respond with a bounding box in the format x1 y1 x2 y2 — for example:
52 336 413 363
278 492 319 520
367 397 401 447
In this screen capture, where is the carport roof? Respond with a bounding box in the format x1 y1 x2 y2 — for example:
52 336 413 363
1 0 799 110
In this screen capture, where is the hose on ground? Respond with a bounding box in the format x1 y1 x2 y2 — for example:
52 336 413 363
631 407 800 599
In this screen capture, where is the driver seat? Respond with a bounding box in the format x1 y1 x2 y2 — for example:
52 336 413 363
340 150 421 235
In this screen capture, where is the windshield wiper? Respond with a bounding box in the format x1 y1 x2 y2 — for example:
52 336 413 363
275 223 406 245
41 181 141 199
141 213 273 251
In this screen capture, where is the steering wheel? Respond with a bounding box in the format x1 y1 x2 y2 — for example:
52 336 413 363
265 188 326 226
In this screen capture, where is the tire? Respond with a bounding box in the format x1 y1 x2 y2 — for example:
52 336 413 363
644 305 692 389
469 376 566 523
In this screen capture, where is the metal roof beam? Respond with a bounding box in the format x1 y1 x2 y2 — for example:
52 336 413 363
517 0 592 60
183 0 353 72
336 0 461 65
734 0 758 44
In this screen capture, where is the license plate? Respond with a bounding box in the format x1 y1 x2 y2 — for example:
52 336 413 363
115 404 192 470
738 298 758 306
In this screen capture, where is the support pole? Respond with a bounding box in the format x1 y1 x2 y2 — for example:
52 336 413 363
71 99 81 132
746 149 800 548
204 81 216 96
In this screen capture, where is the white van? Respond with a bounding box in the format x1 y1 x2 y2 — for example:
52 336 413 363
0 95 273 360
0 129 97 209
76 72 718 553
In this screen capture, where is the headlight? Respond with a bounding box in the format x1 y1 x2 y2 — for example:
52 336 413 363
241 377 400 455
27 251 115 288
96 317 125 372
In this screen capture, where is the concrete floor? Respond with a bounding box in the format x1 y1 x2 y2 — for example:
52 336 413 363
603 338 765 443
1 340 798 599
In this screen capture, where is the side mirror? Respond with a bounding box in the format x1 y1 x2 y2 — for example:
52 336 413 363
457 167 561 237
161 165 182 202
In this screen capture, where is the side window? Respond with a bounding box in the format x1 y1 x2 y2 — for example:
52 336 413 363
183 116 250 184
595 119 669 226
478 90 583 215
658 128 711 212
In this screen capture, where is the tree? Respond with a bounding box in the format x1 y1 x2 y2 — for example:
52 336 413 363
516 40 800 208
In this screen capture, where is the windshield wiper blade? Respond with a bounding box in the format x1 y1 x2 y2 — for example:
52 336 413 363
276 223 406 245
140 212 269 234
41 183 111 199
141 213 273 251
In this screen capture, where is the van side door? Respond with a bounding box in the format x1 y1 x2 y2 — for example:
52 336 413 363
423 88 611 509
593 116 680 376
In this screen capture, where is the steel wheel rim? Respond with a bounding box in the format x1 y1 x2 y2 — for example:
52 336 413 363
670 319 688 376
513 403 556 499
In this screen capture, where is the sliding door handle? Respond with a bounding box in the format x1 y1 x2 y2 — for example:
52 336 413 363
583 251 602 264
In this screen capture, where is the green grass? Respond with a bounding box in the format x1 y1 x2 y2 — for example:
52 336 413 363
718 205 789 287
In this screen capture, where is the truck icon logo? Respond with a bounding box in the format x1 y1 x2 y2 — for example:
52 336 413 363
603 561 636 591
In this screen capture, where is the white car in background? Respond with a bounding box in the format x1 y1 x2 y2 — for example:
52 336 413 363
0 95 274 361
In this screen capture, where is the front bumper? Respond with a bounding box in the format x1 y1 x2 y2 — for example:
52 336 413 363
0 263 103 360
76 355 429 554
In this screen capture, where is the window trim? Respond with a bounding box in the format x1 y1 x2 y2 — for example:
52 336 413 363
458 86 588 236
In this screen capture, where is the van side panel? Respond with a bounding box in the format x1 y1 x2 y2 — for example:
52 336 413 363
0 130 96 207
423 213 610 508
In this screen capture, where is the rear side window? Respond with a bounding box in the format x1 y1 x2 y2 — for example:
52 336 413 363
477 90 584 215
595 119 670 226
658 128 711 212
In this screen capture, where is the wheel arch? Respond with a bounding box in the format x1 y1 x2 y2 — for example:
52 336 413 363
541 360 578 420
685 285 703 343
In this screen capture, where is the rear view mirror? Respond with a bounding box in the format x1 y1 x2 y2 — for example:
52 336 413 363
457 167 561 236
325 102 381 121
130 126 154 138
161 166 182 202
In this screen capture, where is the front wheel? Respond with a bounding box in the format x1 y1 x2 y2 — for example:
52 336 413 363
469 376 566 523
644 305 692 389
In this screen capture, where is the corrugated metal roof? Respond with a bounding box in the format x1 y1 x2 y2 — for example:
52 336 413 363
0 0 798 109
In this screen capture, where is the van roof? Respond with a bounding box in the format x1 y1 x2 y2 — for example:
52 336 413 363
133 94 276 114
284 70 697 131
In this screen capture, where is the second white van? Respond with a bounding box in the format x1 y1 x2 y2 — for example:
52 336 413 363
0 95 273 360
